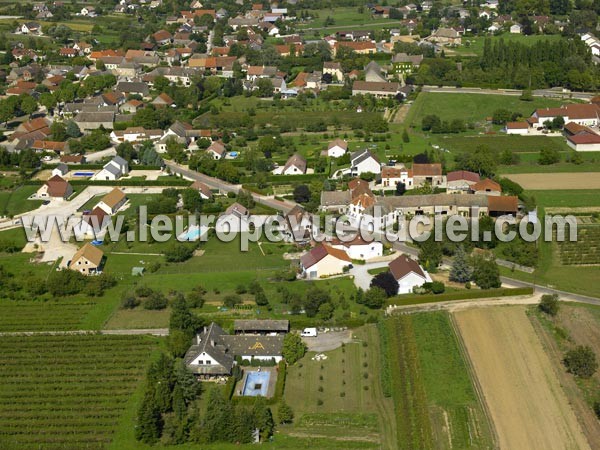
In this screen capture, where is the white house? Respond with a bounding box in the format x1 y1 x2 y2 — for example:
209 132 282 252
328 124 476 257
326 138 348 158
74 207 110 238
300 243 352 279
95 187 127 215
206 141 226 160
381 165 413 190
276 153 307 175
505 121 530 135
331 235 383 261
52 163 69 178
389 254 432 294
510 23 522 34
95 156 129 181
350 149 381 176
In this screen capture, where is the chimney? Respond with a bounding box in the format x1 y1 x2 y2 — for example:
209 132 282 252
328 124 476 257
196 334 201 345
211 340 216 347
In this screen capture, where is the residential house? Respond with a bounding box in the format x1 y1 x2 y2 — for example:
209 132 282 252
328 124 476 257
325 138 348 158
531 104 600 127
60 154 86 164
32 140 67 154
68 243 104 275
74 111 115 130
300 243 352 278
412 163 446 188
426 27 462 45
391 53 423 75
95 156 129 180
364 61 386 83
20 22 42 35
333 40 376 56
36 175 73 200
349 149 381 176
470 179 501 196
505 121 530 135
191 181 213 200
381 165 413 190
95 187 127 215
331 235 383 261
352 81 401 98
75 207 110 237
446 170 480 193
283 204 312 242
389 254 432 294
206 141 226 159
278 153 307 175
185 322 284 377
510 23 522 34
52 163 69 177
151 93 174 108
323 61 343 82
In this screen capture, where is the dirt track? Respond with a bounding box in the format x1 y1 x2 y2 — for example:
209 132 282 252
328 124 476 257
505 173 600 190
454 307 591 450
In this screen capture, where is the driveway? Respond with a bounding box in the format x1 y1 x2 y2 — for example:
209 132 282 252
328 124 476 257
302 329 355 352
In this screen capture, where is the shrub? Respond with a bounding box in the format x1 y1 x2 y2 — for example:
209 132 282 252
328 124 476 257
143 292 168 310
121 294 140 309
317 399 323 406
539 294 559 316
164 244 194 263
564 345 598 378
223 294 242 308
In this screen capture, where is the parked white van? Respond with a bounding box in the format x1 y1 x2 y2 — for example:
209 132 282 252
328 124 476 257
301 327 317 337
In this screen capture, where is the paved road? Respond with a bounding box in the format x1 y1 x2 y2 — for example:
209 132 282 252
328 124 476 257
421 86 596 101
165 161 297 213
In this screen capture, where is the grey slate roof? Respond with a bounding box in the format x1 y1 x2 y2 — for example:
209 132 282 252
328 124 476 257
184 322 234 375
234 320 290 333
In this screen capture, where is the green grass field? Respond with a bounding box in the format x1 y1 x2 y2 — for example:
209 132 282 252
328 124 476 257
379 313 494 449
0 185 43 216
452 33 564 56
406 92 565 128
0 334 159 450
528 190 600 208
284 325 396 448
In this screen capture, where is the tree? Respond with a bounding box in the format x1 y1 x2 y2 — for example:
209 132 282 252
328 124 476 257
65 120 81 138
395 181 406 196
135 392 163 444
564 345 598 378
364 287 387 309
539 294 559 316
402 128 410 143
539 147 560 165
449 246 472 283
164 244 194 263
252 398 274 441
181 188 203 213
370 271 398 297
143 291 168 310
170 294 201 335
223 294 242 308
256 78 274 97
455 145 498 177
418 239 443 272
303 286 330 317
282 333 306 364
277 400 294 424
293 184 311 203
236 189 255 210
492 108 512 125
50 121 67 141
471 257 501 289
19 95 37 116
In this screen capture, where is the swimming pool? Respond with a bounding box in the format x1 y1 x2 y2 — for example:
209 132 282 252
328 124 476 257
177 225 208 242
242 371 270 397
73 172 94 177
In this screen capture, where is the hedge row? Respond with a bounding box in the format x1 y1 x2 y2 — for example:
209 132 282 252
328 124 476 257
240 173 326 184
388 287 534 306
23 178 191 187
273 360 286 400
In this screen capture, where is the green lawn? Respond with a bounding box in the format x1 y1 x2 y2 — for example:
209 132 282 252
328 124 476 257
295 7 396 30
528 190 600 208
284 325 396 448
406 92 565 128
411 312 494 449
0 185 43 216
452 33 564 57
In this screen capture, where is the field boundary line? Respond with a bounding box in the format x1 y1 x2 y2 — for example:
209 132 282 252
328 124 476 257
449 312 500 450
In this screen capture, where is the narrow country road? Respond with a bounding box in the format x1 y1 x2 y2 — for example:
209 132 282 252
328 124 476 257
165 161 297 213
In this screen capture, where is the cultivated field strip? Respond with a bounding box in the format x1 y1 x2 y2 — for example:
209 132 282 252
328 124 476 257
0 302 95 332
557 225 600 265
454 307 591 450
0 334 157 450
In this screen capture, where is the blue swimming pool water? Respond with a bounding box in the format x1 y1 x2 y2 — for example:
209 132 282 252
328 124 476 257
178 225 207 242
73 172 94 177
242 371 270 397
